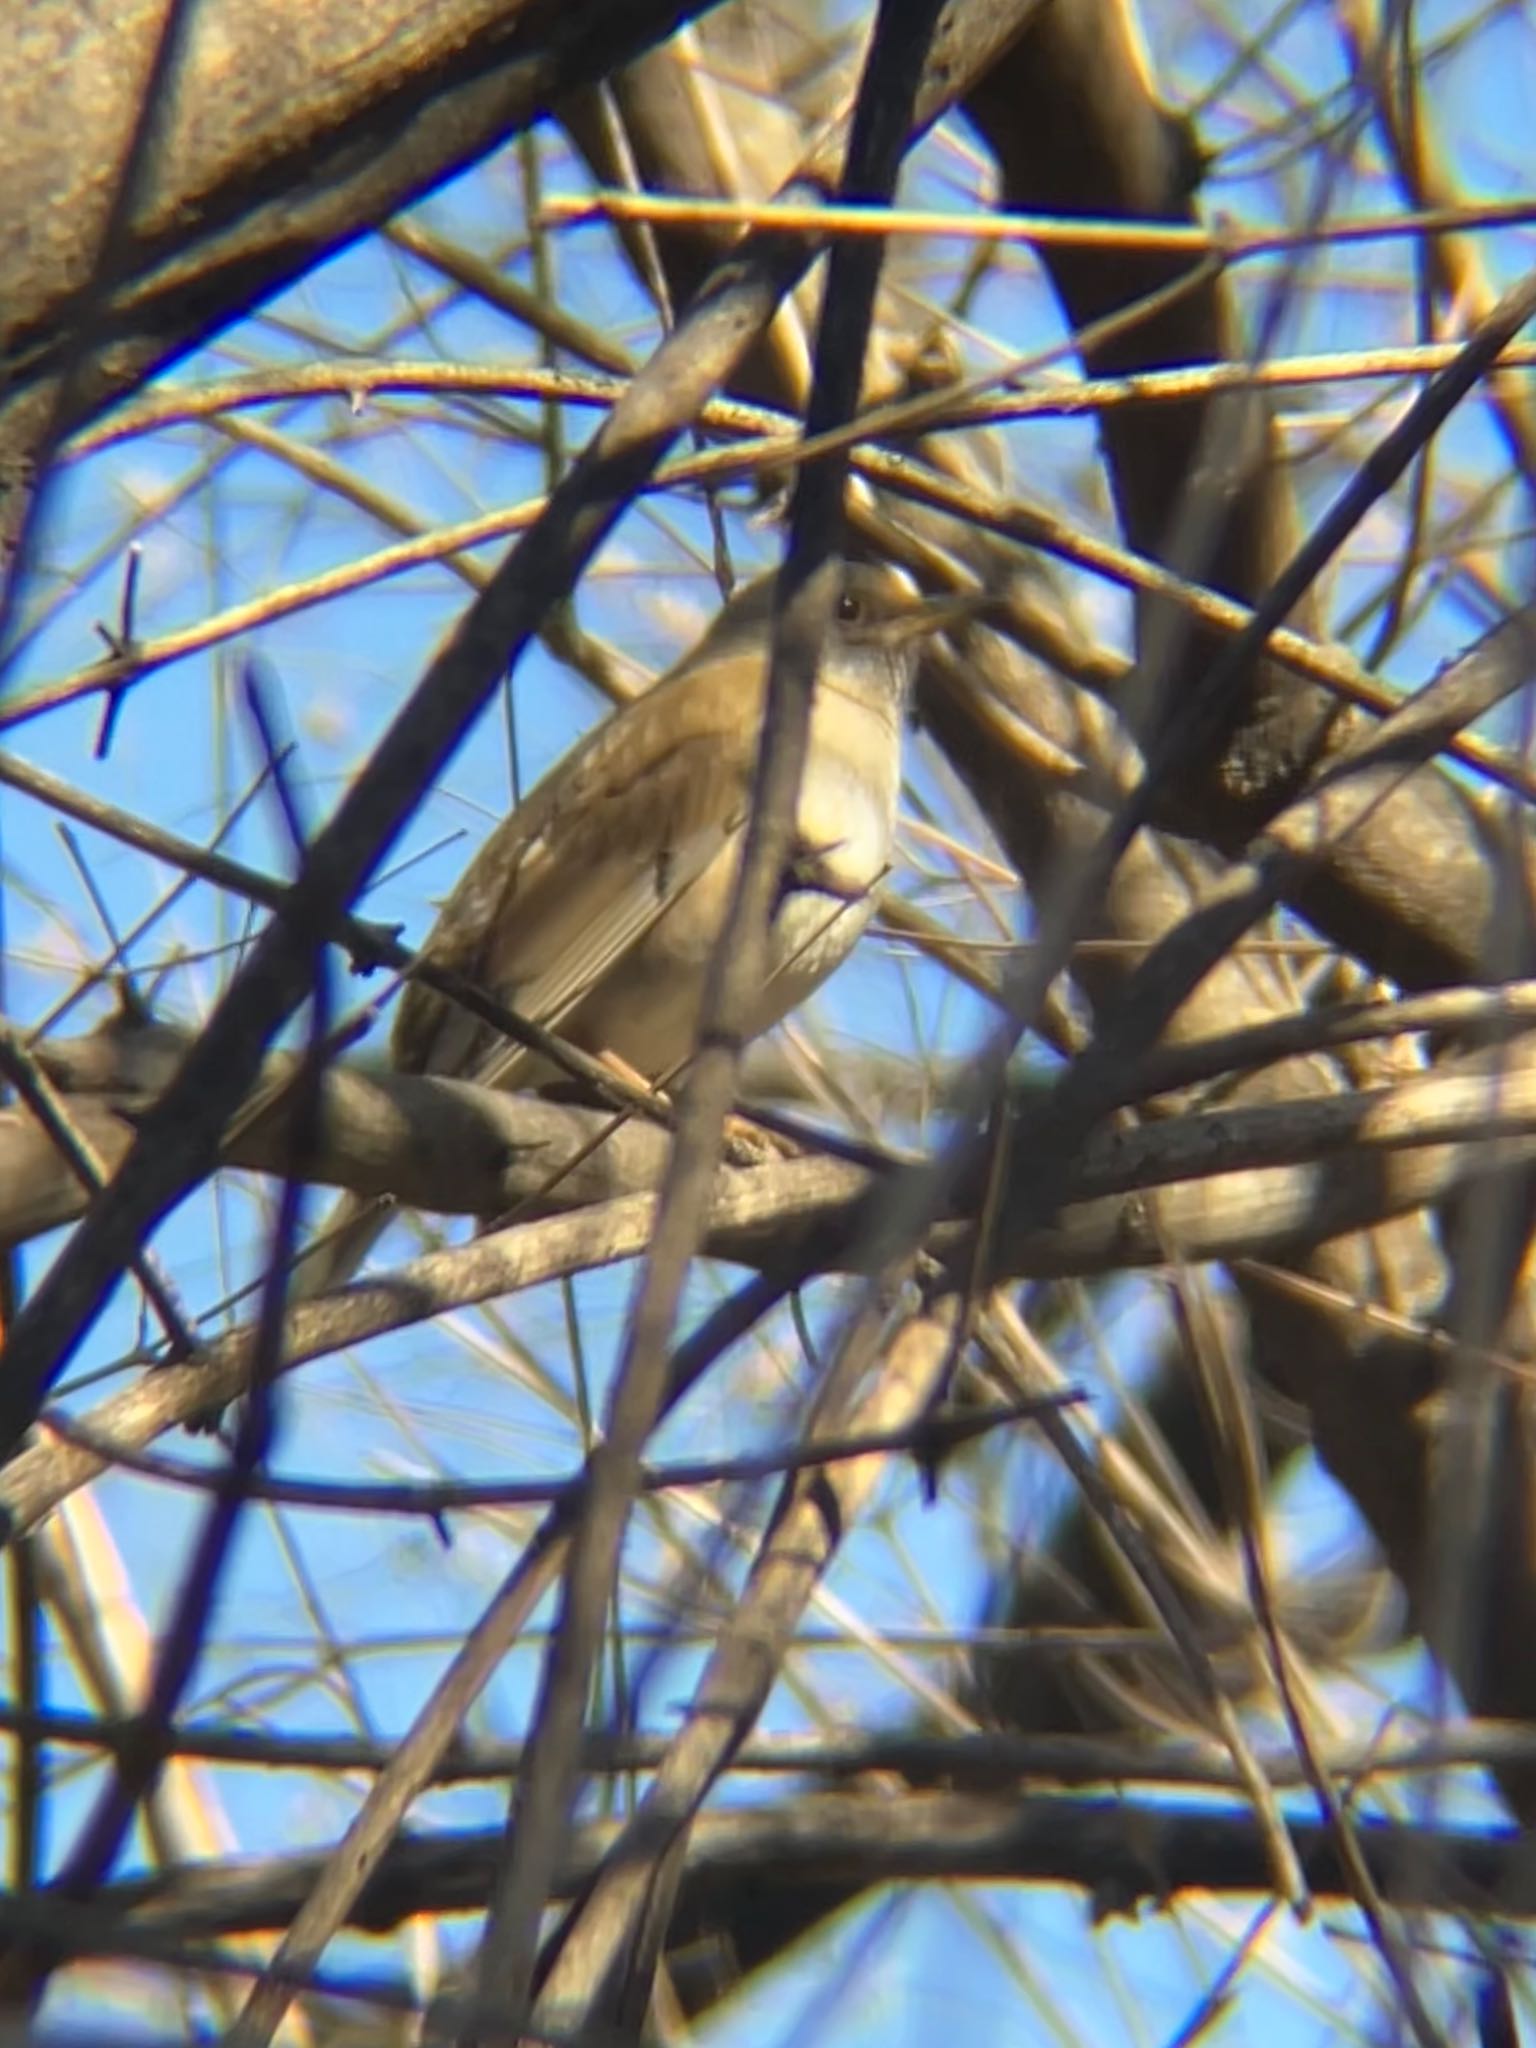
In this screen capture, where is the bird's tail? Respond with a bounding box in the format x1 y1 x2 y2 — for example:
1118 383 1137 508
286 1188 394 1302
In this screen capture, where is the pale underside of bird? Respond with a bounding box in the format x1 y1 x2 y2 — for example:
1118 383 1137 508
294 559 916 1295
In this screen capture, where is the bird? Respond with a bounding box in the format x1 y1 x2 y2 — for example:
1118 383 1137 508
293 557 922 1297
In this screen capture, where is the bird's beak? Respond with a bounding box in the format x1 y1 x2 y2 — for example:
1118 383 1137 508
877 590 1000 649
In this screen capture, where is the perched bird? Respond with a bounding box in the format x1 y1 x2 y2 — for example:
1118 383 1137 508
296 557 921 1295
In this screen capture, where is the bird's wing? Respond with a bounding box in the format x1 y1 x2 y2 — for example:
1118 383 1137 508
476 731 747 1075
393 702 753 1082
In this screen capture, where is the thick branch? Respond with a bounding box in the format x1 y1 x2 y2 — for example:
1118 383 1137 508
0 0 714 484
61 1792 1536 1947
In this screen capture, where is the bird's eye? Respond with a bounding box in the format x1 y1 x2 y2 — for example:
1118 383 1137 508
837 589 864 625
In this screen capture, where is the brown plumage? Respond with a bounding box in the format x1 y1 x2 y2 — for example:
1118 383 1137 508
296 560 917 1295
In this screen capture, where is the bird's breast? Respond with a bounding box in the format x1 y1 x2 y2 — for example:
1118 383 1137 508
792 705 901 898
549 694 899 1081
